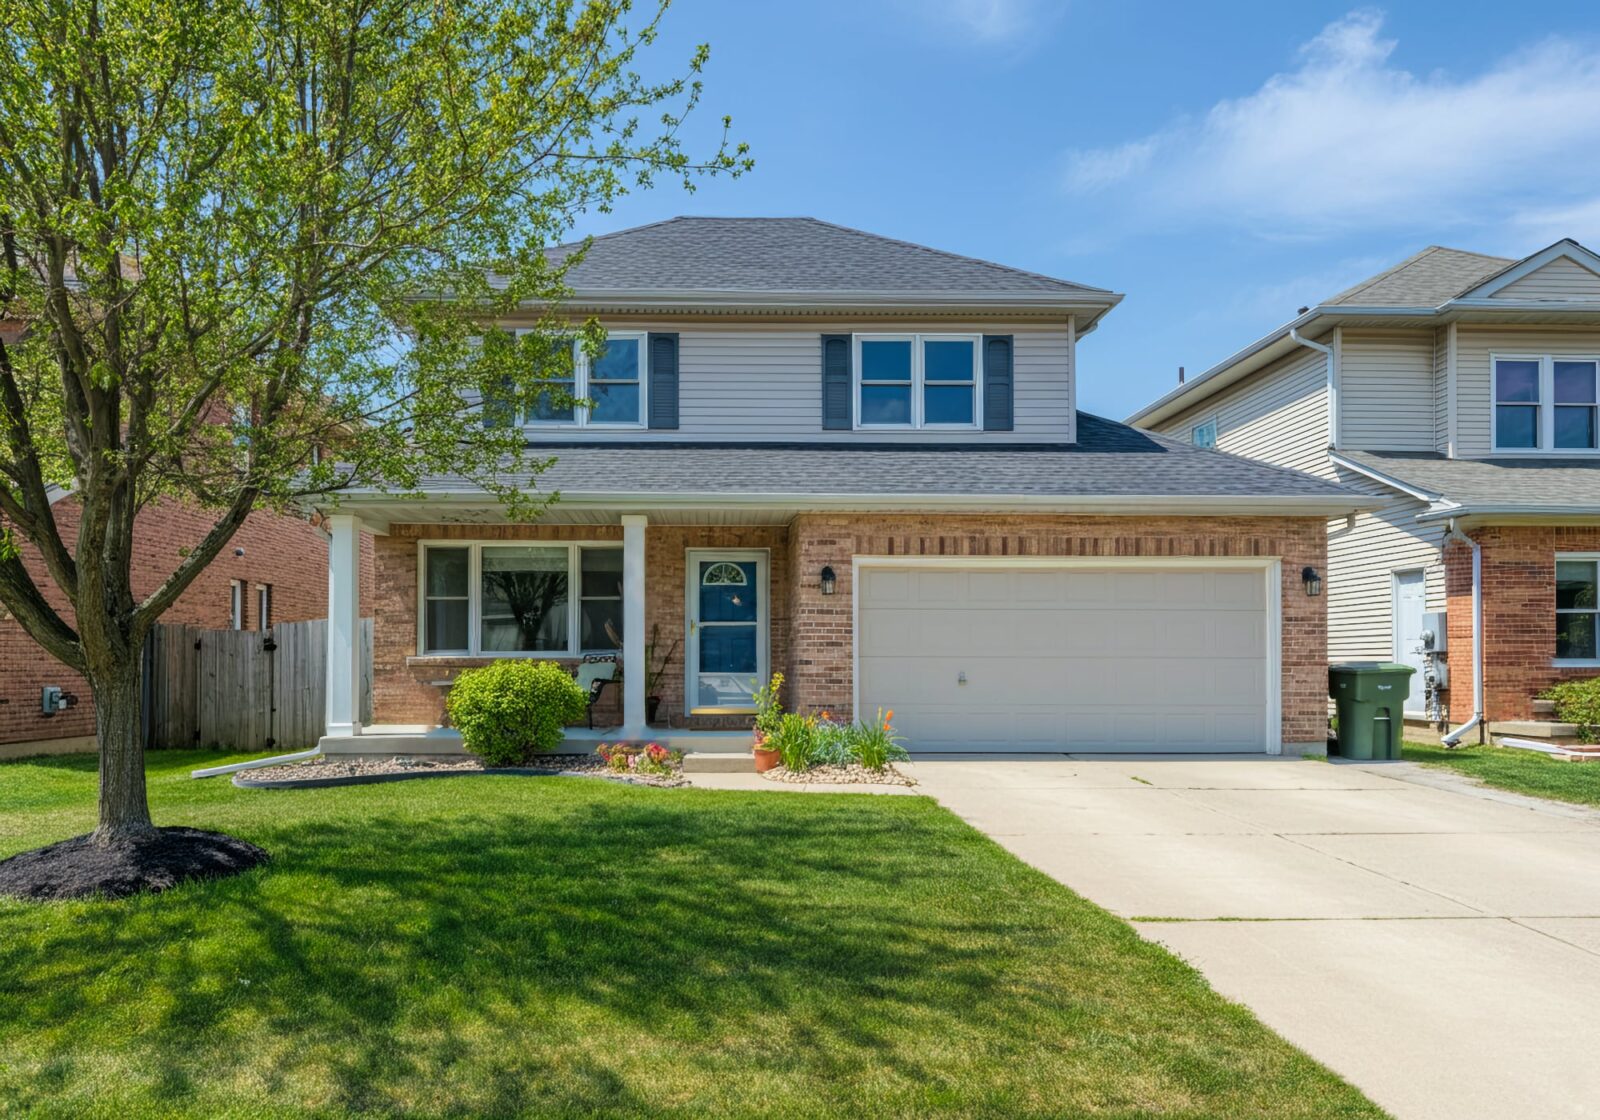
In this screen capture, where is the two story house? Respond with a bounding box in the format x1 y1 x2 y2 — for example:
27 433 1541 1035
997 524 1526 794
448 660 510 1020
314 217 1366 759
1129 240 1600 743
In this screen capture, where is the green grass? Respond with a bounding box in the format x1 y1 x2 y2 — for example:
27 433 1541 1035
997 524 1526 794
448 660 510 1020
1403 740 1600 809
0 752 1384 1120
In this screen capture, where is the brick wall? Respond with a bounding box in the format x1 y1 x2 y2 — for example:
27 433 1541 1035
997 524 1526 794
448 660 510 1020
785 513 1330 747
371 523 787 730
1445 525 1600 722
0 494 367 747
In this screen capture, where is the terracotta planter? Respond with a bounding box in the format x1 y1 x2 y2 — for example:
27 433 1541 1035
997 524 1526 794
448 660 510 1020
752 746 781 773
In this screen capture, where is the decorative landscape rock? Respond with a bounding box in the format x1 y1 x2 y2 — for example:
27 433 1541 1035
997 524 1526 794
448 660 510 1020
0 827 270 901
240 753 686 788
760 764 916 787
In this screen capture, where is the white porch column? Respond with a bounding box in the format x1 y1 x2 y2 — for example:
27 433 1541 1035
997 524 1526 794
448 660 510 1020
620 514 648 735
324 514 363 738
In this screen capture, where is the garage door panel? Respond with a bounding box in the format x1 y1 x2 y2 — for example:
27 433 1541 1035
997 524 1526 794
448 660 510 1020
857 564 1273 754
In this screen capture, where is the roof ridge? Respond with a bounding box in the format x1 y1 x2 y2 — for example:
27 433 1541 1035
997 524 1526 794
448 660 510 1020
796 217 1113 294
548 216 692 255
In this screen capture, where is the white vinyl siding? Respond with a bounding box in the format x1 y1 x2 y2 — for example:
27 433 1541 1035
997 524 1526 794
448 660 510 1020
1156 346 1332 478
1338 329 1436 451
1433 325 1450 453
1491 257 1600 301
1324 469 1447 666
468 319 1074 443
1455 327 1600 456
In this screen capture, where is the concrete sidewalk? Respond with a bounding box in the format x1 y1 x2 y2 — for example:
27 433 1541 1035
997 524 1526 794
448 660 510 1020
912 755 1600 1120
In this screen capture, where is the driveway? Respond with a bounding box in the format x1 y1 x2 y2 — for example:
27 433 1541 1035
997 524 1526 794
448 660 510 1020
912 755 1600 1120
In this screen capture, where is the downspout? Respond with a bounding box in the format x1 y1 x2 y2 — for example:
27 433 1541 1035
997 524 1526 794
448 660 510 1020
1441 520 1483 746
1290 327 1338 450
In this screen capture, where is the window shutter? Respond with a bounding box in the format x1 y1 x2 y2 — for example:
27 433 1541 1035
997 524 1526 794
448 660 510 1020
647 333 679 429
982 335 1014 431
821 334 852 429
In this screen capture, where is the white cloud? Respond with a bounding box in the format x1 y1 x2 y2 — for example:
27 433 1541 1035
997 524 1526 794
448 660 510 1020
1063 9 1600 239
907 0 1056 45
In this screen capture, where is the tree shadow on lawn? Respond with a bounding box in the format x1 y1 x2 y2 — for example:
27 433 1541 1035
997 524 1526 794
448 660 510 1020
0 780 1366 1117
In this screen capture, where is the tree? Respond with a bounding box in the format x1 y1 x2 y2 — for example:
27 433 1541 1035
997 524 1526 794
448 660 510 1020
0 0 748 853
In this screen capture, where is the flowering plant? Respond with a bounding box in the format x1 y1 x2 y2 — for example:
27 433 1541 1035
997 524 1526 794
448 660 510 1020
596 741 681 776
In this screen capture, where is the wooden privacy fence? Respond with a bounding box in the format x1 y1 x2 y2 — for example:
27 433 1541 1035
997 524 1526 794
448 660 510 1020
142 618 372 750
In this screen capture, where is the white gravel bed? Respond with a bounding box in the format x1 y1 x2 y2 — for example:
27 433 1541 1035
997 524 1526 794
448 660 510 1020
243 753 685 787
760 763 916 787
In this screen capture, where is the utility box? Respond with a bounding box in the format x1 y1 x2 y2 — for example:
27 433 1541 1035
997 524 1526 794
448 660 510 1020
1421 612 1447 651
1329 662 1416 761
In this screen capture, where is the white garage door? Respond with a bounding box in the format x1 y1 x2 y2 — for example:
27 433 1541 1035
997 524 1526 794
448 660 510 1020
857 563 1274 754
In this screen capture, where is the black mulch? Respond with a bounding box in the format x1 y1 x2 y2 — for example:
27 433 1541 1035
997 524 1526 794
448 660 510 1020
0 827 269 902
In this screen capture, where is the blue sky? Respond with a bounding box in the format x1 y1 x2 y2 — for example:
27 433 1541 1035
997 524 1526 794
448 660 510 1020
578 1 1600 420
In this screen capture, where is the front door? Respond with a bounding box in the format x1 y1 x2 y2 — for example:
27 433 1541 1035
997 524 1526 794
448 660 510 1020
686 551 768 715
1393 569 1427 715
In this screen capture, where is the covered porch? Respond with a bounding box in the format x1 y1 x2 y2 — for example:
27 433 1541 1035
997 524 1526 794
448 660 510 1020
317 502 794 757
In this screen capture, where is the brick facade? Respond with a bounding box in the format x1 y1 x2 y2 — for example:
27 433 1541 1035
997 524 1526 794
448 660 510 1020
1 494 366 747
1444 525 1600 722
784 513 1329 747
372 523 789 730
372 513 1329 748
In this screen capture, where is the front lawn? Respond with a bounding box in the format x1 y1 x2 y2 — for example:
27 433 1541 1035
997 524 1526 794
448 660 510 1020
1403 740 1600 809
0 752 1383 1119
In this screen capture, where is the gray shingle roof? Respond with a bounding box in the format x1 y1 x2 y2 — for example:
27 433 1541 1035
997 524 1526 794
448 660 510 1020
1340 449 1600 516
543 217 1112 296
400 414 1358 504
1323 246 1514 307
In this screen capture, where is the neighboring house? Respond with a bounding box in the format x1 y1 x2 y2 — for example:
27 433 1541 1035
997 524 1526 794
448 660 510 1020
0 487 369 758
314 217 1366 758
1128 239 1600 740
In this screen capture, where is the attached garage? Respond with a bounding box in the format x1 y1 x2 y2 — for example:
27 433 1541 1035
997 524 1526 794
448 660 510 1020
855 559 1280 754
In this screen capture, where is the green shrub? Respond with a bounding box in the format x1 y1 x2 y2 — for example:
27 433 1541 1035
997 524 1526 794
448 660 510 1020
767 712 817 771
849 708 909 771
445 660 588 766
1541 677 1600 742
752 672 785 741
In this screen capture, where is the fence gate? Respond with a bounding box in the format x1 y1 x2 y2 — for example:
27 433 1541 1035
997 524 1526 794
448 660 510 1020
142 618 372 750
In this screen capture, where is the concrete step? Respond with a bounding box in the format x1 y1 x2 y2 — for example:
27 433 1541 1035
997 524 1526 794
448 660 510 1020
1490 720 1584 740
682 751 755 774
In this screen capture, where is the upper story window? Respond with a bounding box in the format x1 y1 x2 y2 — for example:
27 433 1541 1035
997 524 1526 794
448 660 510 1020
1493 356 1599 453
854 334 980 429
420 542 623 657
1191 418 1218 449
524 332 646 428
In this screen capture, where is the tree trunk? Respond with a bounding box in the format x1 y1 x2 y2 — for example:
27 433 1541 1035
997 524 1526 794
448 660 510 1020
90 653 155 845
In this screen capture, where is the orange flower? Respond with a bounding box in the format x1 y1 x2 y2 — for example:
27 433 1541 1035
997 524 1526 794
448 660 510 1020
820 710 832 721
883 708 894 726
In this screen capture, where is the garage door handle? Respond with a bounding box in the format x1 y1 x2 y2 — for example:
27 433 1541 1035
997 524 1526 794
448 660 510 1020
958 671 967 685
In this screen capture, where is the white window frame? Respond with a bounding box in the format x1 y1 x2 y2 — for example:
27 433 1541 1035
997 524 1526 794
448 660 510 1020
229 580 244 630
255 584 272 631
852 333 982 431
520 330 648 430
416 540 625 657
1491 353 1600 455
1555 552 1600 667
1191 416 1219 449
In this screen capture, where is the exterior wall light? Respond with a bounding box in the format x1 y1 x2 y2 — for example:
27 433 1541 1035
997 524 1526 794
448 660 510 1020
1302 566 1323 597
820 565 837 596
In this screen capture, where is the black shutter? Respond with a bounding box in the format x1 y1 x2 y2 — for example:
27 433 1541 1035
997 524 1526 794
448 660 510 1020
982 335 1014 431
647 332 679 429
821 334 852 429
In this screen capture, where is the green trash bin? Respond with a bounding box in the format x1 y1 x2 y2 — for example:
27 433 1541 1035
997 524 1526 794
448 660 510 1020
1329 662 1416 760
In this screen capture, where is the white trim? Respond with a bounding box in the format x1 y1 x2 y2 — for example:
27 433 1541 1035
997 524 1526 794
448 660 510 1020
229 580 244 630
1327 452 1442 504
850 555 1284 755
851 332 982 431
1331 326 1343 451
519 330 648 430
1391 567 1428 718
1555 552 1600 664
684 548 769 716
1490 352 1600 455
416 539 625 657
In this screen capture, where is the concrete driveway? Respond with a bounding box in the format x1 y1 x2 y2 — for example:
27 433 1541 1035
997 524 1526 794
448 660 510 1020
911 755 1600 1120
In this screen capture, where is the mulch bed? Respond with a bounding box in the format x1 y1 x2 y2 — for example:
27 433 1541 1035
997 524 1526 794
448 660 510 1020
0 827 270 902
761 763 916 787
237 753 685 789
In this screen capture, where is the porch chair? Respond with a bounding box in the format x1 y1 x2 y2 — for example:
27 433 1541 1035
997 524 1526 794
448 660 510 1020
574 657 619 729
